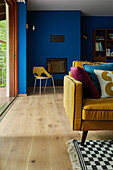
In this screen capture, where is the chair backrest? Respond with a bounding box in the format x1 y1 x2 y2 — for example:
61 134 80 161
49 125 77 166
33 67 51 77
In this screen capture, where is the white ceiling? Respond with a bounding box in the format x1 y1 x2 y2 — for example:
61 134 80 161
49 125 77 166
27 0 113 16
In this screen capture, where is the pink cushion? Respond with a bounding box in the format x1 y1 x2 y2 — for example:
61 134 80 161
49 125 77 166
71 66 100 98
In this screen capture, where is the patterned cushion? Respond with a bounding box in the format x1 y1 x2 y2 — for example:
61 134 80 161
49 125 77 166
94 69 113 98
83 63 113 93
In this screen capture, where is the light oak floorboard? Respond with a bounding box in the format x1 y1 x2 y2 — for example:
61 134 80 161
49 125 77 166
0 88 113 170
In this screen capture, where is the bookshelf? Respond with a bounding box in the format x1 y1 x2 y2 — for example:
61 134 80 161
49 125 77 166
92 29 113 62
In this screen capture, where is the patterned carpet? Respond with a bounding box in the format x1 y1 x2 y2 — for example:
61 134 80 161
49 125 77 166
66 139 113 170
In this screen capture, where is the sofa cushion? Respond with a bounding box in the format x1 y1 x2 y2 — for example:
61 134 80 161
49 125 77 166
94 69 113 98
83 63 113 93
71 66 100 98
82 98 113 120
72 61 106 69
73 61 95 68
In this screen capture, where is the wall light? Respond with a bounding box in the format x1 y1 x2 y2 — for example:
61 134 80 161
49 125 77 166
26 24 28 30
27 20 36 31
32 24 35 31
83 35 88 40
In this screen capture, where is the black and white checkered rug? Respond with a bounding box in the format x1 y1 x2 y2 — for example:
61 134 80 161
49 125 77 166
67 139 113 170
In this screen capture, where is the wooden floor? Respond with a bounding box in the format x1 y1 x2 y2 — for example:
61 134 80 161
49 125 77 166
0 88 113 170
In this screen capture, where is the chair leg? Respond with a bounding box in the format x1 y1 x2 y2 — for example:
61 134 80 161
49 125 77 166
33 78 37 93
44 79 48 92
39 79 41 95
51 77 56 93
81 131 88 146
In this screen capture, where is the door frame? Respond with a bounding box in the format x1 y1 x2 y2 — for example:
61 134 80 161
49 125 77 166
6 0 18 97
6 3 10 97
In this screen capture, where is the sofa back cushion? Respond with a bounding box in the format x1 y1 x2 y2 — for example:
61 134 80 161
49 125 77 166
71 66 100 98
72 61 106 68
73 61 94 68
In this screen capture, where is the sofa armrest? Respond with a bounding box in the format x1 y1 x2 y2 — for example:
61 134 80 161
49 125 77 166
64 75 82 130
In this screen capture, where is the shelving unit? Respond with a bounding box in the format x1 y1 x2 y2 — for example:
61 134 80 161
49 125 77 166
92 29 113 62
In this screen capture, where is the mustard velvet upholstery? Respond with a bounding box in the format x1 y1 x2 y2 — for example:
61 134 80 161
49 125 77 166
81 121 113 131
73 61 95 68
69 71 71 76
64 75 82 130
83 98 113 120
72 61 107 68
64 61 113 132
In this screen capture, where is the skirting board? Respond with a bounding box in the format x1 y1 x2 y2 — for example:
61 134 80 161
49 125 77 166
18 94 27 97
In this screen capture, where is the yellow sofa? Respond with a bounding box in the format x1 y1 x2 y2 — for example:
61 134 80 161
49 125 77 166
64 61 113 145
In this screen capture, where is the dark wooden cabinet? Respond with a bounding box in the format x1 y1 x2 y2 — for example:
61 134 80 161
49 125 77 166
92 29 113 62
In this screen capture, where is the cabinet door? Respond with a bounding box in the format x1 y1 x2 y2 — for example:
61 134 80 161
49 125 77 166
93 29 106 62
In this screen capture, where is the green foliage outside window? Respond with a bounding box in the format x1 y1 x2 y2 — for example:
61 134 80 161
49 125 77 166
0 20 6 87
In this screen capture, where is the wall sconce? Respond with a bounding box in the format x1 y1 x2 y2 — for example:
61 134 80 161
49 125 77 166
32 24 35 31
27 20 36 31
26 24 28 30
83 35 88 40
26 23 36 31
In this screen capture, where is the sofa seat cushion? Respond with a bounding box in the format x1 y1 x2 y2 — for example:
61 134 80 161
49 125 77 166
82 98 113 120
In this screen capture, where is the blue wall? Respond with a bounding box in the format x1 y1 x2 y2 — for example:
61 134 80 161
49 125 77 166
81 16 113 61
18 3 27 94
27 11 81 87
18 10 113 91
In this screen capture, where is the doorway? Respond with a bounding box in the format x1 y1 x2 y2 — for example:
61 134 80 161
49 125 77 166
0 1 15 116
